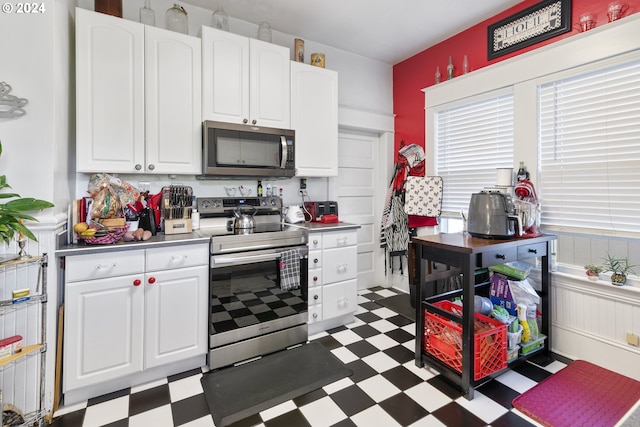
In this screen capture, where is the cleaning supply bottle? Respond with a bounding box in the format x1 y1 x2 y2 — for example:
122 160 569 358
526 303 539 340
517 303 531 343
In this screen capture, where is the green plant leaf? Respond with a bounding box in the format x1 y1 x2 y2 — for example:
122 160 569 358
5 198 54 211
0 193 21 199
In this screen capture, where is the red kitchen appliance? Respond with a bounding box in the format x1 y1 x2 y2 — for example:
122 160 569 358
304 201 338 222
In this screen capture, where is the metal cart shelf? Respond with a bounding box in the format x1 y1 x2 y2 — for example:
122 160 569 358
0 254 47 426
412 234 555 400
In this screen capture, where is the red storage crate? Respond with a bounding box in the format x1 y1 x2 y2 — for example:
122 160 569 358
424 300 507 380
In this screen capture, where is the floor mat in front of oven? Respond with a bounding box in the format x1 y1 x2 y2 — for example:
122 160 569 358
201 341 353 427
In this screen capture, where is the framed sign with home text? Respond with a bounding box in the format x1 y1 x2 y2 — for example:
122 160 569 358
488 0 572 60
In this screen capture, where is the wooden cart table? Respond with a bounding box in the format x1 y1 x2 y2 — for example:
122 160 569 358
412 233 556 399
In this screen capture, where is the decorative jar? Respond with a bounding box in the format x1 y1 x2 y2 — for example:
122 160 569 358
211 6 229 31
166 4 188 34
258 22 272 42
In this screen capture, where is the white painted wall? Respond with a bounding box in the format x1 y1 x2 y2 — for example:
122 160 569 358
1 0 76 415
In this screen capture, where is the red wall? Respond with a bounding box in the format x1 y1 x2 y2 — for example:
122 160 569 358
392 0 639 166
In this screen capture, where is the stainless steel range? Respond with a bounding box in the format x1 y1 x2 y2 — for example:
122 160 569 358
197 196 308 370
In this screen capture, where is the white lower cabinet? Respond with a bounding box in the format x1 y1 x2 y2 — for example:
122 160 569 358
63 244 208 394
307 228 358 334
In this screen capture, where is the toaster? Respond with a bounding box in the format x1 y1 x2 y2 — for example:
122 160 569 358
304 201 338 222
467 191 521 239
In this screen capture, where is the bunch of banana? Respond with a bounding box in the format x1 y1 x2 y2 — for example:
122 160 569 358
74 222 108 238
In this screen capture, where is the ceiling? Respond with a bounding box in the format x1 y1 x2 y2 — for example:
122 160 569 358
180 0 523 64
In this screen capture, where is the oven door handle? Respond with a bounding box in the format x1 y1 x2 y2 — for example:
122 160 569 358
212 252 280 266
212 246 307 266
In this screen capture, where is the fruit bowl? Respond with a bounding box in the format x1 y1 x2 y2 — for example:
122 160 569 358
81 226 128 245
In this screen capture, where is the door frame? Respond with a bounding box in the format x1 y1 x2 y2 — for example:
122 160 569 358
331 106 395 288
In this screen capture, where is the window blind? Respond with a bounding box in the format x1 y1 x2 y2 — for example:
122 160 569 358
434 93 514 213
538 58 640 233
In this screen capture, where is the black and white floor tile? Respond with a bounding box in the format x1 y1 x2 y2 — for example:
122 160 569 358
51 287 567 427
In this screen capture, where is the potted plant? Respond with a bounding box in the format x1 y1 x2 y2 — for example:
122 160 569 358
601 253 638 286
0 141 54 245
583 264 602 281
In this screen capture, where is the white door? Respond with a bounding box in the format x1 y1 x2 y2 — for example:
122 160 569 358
329 131 381 289
249 38 290 128
290 62 338 177
145 26 202 174
64 275 144 391
201 26 249 124
144 265 208 369
76 8 145 173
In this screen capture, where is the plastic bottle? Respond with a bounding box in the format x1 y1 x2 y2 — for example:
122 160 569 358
517 161 527 181
517 303 531 343
191 209 199 230
526 304 539 340
257 180 263 197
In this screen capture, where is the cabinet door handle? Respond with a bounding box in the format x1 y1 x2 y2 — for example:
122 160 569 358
243 118 248 124
313 258 319 264
135 164 142 170
314 294 319 300
148 277 156 284
313 276 318 282
252 119 257 125
495 254 506 260
171 255 188 262
133 279 142 286
528 248 538 254
312 312 318 319
337 264 347 272
336 237 348 245
148 164 155 171
96 263 116 271
313 239 318 245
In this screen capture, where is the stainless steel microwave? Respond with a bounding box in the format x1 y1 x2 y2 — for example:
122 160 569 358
202 121 295 178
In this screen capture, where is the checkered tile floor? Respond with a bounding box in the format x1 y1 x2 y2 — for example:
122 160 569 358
51 286 567 427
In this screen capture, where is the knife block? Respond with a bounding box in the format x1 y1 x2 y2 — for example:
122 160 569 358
164 218 192 235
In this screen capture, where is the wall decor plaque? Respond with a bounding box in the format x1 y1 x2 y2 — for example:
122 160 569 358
487 0 572 60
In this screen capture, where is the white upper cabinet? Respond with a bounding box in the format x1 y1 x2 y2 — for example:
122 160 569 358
145 26 202 174
248 38 291 128
290 61 338 177
76 8 202 174
76 8 145 173
202 26 290 128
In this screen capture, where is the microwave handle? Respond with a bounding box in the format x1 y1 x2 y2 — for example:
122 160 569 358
280 135 287 169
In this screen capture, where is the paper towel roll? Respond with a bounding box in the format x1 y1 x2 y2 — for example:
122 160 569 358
496 168 514 186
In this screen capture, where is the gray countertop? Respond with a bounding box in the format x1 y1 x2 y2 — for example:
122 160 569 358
56 232 211 257
285 221 361 232
56 222 360 257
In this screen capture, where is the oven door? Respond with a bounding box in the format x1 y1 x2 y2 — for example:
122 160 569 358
209 245 308 349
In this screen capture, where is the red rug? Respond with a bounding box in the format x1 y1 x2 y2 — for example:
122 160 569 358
512 360 640 427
